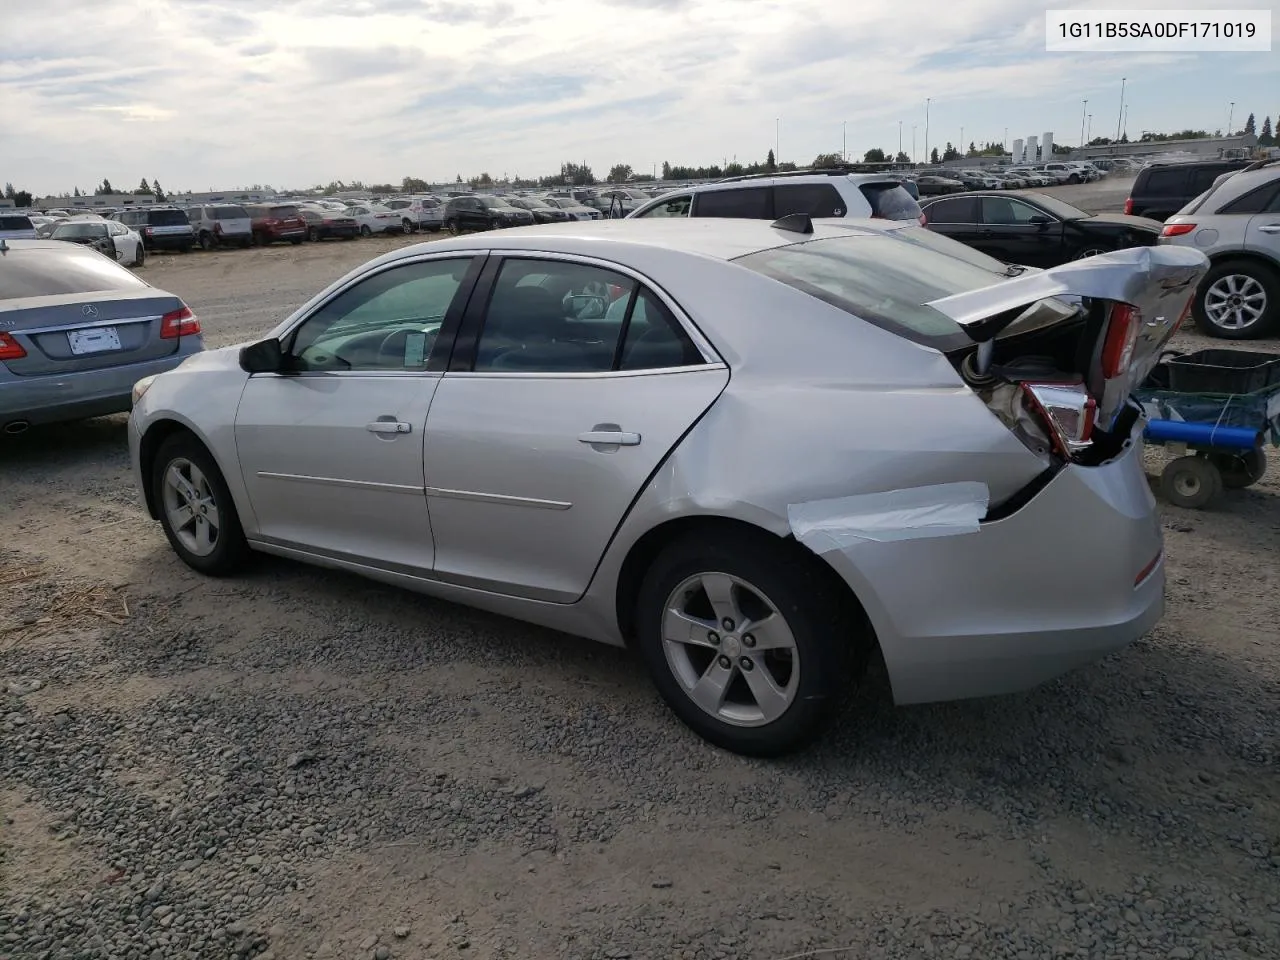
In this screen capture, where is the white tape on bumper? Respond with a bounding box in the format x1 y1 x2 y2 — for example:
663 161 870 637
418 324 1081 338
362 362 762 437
787 481 990 551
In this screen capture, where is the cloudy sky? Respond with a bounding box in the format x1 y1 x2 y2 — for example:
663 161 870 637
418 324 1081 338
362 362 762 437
2 0 1275 196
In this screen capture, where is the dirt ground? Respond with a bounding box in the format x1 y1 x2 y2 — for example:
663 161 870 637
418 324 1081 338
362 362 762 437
2 190 1278 960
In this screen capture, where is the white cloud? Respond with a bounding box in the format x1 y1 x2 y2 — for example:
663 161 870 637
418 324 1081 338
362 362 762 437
0 0 1273 195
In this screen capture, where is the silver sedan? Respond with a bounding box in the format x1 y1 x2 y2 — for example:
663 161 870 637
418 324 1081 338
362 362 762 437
129 218 1206 755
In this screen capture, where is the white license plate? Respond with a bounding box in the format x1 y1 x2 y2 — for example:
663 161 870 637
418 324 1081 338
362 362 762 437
68 327 122 355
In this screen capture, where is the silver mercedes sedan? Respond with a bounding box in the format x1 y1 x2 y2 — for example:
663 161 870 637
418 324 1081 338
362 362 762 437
129 217 1207 755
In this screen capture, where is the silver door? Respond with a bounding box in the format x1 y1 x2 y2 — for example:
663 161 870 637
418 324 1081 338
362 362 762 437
235 255 478 570
423 257 728 602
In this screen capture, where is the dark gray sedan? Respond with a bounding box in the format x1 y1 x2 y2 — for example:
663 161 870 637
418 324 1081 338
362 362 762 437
0 238 203 433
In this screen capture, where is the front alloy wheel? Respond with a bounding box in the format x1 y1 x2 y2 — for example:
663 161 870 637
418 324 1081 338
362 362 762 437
153 434 248 576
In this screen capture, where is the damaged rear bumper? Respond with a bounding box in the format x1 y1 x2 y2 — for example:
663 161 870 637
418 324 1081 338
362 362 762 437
810 427 1164 704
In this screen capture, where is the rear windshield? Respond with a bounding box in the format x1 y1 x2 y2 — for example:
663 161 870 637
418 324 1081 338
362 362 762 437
269 205 299 218
51 223 108 238
211 206 248 219
733 233 1009 347
858 183 923 221
149 209 189 226
0 216 34 230
1 246 148 299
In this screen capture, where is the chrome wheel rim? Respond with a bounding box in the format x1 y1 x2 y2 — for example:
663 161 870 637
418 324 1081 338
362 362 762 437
661 572 799 728
1173 472 1203 498
161 458 221 557
1075 247 1107 259
1205 274 1267 331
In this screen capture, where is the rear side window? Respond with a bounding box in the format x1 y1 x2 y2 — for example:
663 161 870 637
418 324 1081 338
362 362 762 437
1142 168 1187 195
269 206 299 218
149 209 189 226
212 206 248 219
922 196 979 224
733 234 1010 347
859 182 923 221
1189 167 1233 194
1217 183 1280 215
1 247 148 299
774 184 845 218
694 187 772 219
0 216 33 230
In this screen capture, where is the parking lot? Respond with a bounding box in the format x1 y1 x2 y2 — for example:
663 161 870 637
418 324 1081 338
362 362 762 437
3 180 1279 960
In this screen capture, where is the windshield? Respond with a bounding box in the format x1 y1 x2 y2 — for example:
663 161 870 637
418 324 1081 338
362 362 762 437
0 216 33 230
478 197 514 209
1027 194 1088 220
52 222 108 238
268 205 299 218
1 245 147 298
733 233 1014 347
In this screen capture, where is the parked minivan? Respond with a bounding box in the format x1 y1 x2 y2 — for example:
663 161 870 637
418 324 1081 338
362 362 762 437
190 205 253 250
1125 159 1253 221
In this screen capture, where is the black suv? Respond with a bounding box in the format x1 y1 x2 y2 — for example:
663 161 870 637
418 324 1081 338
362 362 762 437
1125 159 1252 221
441 196 536 234
112 207 196 252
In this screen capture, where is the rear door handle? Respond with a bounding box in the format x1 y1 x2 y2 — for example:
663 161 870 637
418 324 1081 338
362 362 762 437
367 420 412 434
1258 224 1280 234
578 430 641 446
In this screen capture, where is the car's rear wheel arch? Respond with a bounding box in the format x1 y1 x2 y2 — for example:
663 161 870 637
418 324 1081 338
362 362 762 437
615 515 876 654
139 420 195 518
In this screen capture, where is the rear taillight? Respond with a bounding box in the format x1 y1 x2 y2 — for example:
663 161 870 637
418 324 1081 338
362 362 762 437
144 226 154 236
0 332 27 360
1123 198 1134 215
213 222 223 234
1022 382 1096 456
918 212 928 226
160 305 201 339
1160 222 1195 237
1101 303 1140 378
1135 550 1162 586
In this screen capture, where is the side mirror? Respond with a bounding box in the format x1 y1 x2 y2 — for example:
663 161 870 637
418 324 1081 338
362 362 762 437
1028 215 1052 227
239 338 284 373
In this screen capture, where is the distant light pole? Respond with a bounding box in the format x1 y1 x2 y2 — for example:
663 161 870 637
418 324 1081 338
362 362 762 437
912 125 917 163
1087 114 1092 143
842 120 847 161
898 120 903 159
1003 127 1008 152
775 118 780 165
1227 101 1235 135
1115 77 1126 141
1122 104 1129 140
960 126 965 156
1080 99 1088 147
924 98 932 162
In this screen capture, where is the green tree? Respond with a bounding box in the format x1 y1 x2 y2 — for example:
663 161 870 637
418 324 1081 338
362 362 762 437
1244 112 1256 135
894 151 909 163
968 141 976 156
607 163 633 183
930 147 940 164
3 183 13 199
861 148 886 163
96 178 114 195
73 186 82 197
661 160 672 180
151 179 166 201
13 189 32 207
765 149 777 172
456 174 463 183
402 176 429 193
468 172 493 187
941 142 959 161
723 162 744 176
812 152 844 168
1260 116 1274 146
135 177 152 195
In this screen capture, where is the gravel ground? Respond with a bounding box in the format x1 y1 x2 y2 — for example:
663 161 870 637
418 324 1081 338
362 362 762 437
2 192 1278 960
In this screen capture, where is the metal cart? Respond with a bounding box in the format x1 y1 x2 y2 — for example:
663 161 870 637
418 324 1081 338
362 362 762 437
1135 351 1280 509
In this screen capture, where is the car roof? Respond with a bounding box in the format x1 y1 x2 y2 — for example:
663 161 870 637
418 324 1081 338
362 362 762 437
371 217 913 265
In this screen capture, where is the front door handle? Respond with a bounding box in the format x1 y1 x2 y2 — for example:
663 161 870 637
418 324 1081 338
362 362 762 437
1258 224 1280 234
578 430 641 446
367 420 412 434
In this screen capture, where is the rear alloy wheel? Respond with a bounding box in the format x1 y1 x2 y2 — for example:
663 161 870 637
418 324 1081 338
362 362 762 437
1160 455 1222 509
1074 246 1109 260
402 218 415 234
360 224 372 237
1195 260 1280 339
153 434 249 576
634 532 858 756
446 219 460 236
308 227 321 242
199 232 216 251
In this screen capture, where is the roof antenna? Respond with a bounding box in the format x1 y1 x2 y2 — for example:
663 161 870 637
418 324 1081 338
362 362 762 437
770 213 813 234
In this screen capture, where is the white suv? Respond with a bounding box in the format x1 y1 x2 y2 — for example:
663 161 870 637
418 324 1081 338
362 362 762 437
627 170 924 223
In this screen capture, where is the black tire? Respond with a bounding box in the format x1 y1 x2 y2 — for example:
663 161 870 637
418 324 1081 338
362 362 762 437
633 530 861 757
133 244 145 268
428 225 442 233
1192 259 1280 340
402 218 415 234
289 238 302 245
308 227 321 242
152 433 250 576
239 239 252 249
446 219 460 236
359 224 372 237
198 232 216 251
1160 456 1222 509
1211 448 1267 489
